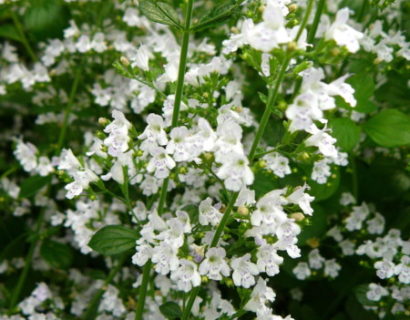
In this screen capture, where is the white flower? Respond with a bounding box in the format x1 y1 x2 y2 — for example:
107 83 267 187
139 113 168 147
345 203 370 231
171 259 201 292
166 126 192 162
308 249 325 270
311 159 332 184
199 198 223 226
231 254 259 288
256 245 284 276
14 139 38 172
305 126 338 159
132 244 153 266
199 247 231 280
263 152 291 178
235 186 256 207
293 262 311 280
325 8 364 53
367 213 385 235
104 110 131 157
287 185 315 216
146 146 176 179
244 278 276 313
152 242 180 275
251 189 287 226
37 156 53 176
65 169 98 199
324 259 341 278
216 153 254 191
327 75 357 107
366 283 388 301
340 192 356 206
130 45 152 71
374 260 396 279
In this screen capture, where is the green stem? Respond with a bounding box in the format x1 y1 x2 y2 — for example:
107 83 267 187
10 11 37 62
136 2 194 320
307 0 326 45
156 0 194 216
295 0 315 42
134 261 152 320
181 2 317 318
9 211 44 310
83 255 127 320
171 0 194 128
248 55 291 161
181 286 200 320
210 192 239 247
56 68 82 152
157 177 169 216
357 0 369 22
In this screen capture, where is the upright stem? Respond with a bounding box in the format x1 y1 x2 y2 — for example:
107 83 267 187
56 68 82 152
181 1 316 318
307 0 326 44
157 0 194 216
135 2 194 320
9 210 44 310
83 255 127 320
295 0 315 42
171 0 194 128
134 261 152 320
10 10 37 62
248 56 291 161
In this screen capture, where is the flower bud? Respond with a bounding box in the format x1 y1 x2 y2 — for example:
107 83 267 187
288 4 297 13
287 41 298 51
257 159 267 168
120 56 130 67
306 238 320 248
178 166 188 174
331 48 341 57
290 212 305 221
98 117 109 126
237 206 249 216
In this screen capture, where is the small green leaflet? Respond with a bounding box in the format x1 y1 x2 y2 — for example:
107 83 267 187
139 1 182 29
329 118 361 152
364 109 410 148
19 175 51 198
191 1 241 32
159 302 182 319
88 225 139 256
40 239 74 269
0 24 22 42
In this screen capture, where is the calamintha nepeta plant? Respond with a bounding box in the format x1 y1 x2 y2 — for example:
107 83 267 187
1 0 410 319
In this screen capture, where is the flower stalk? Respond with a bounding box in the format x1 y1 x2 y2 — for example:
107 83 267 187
135 1 194 319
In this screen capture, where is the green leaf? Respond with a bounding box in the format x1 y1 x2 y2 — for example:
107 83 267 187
191 1 241 32
159 302 182 319
0 24 22 42
19 175 51 198
338 73 376 113
363 109 410 147
308 167 340 201
354 285 378 307
112 60 134 79
329 118 361 152
298 204 328 245
139 1 182 29
23 0 68 41
40 239 74 269
88 225 139 256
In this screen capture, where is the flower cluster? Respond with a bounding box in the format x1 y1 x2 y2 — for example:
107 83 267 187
1 0 409 319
